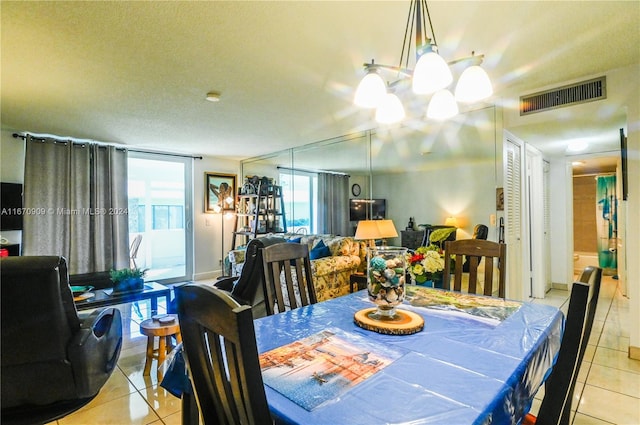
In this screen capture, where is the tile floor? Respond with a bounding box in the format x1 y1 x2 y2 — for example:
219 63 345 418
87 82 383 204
47 275 639 424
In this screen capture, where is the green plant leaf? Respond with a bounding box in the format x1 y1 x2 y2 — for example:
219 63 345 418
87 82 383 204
430 227 456 243
109 268 147 283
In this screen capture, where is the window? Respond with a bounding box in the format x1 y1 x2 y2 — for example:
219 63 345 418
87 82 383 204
152 205 184 230
280 171 317 234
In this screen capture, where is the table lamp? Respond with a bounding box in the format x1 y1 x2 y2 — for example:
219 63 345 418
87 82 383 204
444 216 458 227
354 219 398 247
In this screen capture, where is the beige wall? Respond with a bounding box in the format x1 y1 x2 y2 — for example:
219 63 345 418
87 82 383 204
572 176 597 253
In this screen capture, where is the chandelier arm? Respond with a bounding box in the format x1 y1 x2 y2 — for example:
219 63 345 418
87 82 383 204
423 0 438 48
447 53 484 66
363 53 484 75
415 0 422 61
363 62 413 77
399 0 415 71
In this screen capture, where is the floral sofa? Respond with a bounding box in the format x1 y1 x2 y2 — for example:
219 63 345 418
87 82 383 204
228 233 367 302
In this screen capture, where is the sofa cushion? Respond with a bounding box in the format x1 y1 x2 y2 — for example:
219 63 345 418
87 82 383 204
324 236 353 256
309 240 331 260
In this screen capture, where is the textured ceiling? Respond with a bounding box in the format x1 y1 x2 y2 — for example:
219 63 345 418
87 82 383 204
2 1 638 163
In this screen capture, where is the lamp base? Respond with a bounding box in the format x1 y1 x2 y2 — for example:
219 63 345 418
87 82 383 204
354 308 424 335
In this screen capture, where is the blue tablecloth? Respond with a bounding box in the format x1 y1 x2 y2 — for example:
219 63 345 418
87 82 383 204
254 287 563 425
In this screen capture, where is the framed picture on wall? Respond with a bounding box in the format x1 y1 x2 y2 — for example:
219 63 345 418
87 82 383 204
205 172 236 213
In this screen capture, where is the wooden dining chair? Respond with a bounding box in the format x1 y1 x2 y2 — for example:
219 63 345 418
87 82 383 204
175 283 272 425
522 266 602 425
443 239 506 298
262 242 317 314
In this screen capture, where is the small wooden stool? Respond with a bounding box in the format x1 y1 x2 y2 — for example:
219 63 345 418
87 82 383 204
140 314 182 376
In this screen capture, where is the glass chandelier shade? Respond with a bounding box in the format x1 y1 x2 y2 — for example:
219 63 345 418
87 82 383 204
353 1 492 124
375 93 405 124
354 70 387 108
412 50 453 95
426 89 458 121
454 65 493 103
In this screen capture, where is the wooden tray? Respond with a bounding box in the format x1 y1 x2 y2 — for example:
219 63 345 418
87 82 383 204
354 308 424 335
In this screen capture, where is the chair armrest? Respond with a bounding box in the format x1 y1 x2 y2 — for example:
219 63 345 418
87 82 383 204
213 276 237 292
68 308 123 398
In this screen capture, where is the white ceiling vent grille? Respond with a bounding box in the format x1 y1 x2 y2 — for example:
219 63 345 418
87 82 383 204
520 76 606 115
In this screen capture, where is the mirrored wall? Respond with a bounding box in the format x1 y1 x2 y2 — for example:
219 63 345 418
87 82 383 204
241 105 500 243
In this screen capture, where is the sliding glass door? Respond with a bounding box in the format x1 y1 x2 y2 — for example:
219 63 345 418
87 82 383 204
128 152 193 283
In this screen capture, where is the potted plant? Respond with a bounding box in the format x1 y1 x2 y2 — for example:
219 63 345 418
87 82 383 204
110 267 147 293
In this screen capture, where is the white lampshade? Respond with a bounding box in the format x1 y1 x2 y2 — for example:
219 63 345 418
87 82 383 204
412 51 453 95
376 219 398 239
427 89 458 120
454 65 493 103
375 93 405 124
355 219 398 247
354 70 387 108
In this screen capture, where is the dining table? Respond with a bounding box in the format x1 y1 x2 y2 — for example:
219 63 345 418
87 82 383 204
253 286 563 425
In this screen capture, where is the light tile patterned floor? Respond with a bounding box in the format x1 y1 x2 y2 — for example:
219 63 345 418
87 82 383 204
48 275 638 424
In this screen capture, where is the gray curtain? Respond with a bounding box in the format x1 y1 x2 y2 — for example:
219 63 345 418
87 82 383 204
23 136 129 274
317 173 350 236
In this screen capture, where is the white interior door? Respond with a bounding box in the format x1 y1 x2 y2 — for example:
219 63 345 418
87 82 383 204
543 160 552 292
526 145 546 298
504 132 525 300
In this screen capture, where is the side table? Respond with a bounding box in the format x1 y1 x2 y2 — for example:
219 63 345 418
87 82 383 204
349 272 367 293
140 314 182 377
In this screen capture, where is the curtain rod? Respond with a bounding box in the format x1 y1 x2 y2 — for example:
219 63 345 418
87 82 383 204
574 172 616 177
12 133 203 160
277 165 350 177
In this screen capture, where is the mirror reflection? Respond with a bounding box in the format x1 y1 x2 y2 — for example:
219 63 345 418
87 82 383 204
241 106 498 246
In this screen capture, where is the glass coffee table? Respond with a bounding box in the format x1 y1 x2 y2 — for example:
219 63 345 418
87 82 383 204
74 281 171 315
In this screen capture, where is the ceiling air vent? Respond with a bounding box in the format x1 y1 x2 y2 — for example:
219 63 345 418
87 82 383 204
520 76 606 115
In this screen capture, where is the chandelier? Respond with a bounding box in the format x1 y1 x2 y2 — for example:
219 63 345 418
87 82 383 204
354 0 493 124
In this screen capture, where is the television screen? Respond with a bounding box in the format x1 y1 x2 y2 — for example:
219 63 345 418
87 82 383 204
1 183 24 231
350 199 386 221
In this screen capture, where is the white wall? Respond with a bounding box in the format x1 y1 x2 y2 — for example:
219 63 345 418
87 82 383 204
192 157 240 280
622 66 640 358
503 64 640 357
373 159 497 246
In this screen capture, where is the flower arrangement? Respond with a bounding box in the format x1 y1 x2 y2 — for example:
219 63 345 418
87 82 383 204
407 245 445 284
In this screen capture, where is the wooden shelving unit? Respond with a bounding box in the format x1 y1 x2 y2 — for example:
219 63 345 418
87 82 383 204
232 182 286 248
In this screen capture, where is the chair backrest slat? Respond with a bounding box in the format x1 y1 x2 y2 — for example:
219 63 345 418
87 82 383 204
262 242 317 314
443 239 506 298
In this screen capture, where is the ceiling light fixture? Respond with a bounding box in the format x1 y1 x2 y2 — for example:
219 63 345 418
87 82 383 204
354 0 493 124
206 91 221 102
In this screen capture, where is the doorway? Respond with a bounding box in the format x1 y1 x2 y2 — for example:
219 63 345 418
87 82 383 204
570 155 619 279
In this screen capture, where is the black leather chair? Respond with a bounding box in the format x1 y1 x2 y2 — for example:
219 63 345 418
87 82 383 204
214 236 286 319
1 256 123 425
168 236 286 319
